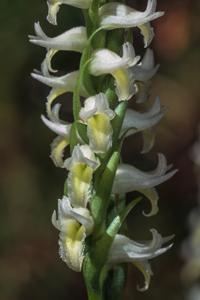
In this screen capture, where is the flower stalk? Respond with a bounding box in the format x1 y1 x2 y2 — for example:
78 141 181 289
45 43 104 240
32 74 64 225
30 0 176 299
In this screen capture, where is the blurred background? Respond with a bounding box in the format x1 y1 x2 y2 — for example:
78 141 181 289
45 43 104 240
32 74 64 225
0 0 200 299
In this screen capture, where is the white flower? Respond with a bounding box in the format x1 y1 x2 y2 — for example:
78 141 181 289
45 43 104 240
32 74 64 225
29 22 87 71
121 97 165 155
52 196 94 271
99 0 164 47
130 49 158 105
64 145 99 207
41 104 71 168
47 0 92 25
79 93 115 153
90 42 140 101
31 67 88 120
121 97 165 137
132 48 159 82
112 154 177 216
108 229 173 290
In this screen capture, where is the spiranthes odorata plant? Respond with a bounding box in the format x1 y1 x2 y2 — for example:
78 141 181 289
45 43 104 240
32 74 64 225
29 0 177 299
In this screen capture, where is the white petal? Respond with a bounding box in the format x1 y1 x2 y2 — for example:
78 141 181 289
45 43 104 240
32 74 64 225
32 70 79 90
90 49 129 76
121 97 165 136
79 93 115 121
29 24 87 53
64 144 99 170
58 196 94 234
132 49 159 81
41 115 71 137
112 157 178 194
108 229 173 263
100 1 164 30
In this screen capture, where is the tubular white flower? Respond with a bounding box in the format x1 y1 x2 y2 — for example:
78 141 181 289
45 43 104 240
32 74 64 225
107 229 173 290
113 153 176 194
132 48 159 82
121 97 165 137
32 68 88 119
52 196 94 272
90 42 140 101
47 0 92 25
112 154 177 215
41 104 71 167
29 23 87 71
79 93 115 153
132 50 157 104
99 0 164 47
64 145 99 207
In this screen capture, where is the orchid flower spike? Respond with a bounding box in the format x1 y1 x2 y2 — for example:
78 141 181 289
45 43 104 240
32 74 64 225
108 229 173 291
79 93 115 153
64 145 99 208
47 0 92 25
99 0 164 47
52 196 94 271
29 23 87 71
90 42 140 101
41 104 72 168
112 153 177 216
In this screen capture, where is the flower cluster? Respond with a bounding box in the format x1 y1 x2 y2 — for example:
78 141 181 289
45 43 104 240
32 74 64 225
30 0 176 296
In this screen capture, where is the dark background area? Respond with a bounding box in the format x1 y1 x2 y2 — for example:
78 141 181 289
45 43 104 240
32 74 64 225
0 0 200 299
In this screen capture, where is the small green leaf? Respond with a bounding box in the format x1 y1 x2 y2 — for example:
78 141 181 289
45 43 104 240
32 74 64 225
106 197 142 239
76 122 89 144
63 178 68 196
112 102 128 146
69 122 79 153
